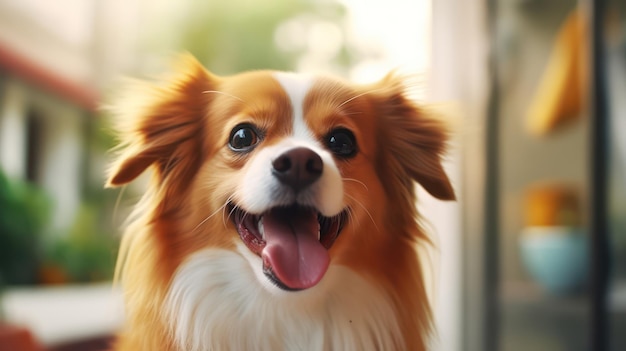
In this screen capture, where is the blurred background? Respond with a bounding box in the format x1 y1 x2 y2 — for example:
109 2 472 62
0 0 624 350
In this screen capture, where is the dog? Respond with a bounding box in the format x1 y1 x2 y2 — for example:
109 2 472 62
106 54 455 351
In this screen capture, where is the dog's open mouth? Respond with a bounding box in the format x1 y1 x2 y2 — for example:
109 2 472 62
230 204 347 291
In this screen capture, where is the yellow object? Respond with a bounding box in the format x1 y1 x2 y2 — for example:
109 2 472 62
526 8 588 136
524 182 581 228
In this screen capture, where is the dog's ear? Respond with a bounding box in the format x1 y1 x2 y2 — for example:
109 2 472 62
370 73 456 201
105 54 215 188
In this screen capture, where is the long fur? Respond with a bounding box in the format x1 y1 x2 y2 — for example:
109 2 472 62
166 247 403 351
107 54 455 351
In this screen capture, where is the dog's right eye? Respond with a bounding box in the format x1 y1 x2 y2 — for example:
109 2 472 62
229 125 260 151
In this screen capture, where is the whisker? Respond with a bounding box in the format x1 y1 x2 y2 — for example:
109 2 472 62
343 178 369 192
344 193 379 233
225 203 239 228
344 207 357 233
347 207 361 236
336 88 383 109
219 195 236 228
192 198 232 233
202 90 246 103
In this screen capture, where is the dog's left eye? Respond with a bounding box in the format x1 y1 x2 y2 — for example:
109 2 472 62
229 125 260 151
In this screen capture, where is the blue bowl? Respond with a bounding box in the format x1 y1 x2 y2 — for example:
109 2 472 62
519 227 588 295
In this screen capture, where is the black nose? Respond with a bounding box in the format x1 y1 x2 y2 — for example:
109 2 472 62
272 147 323 192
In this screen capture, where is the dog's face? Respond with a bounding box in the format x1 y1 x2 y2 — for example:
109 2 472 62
107 55 454 293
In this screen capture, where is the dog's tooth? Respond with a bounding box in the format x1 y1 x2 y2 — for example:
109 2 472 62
317 230 321 241
258 216 265 240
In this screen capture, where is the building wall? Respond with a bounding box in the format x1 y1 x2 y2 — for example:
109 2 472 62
0 0 94 87
429 0 490 350
0 80 28 179
0 78 85 233
36 102 84 232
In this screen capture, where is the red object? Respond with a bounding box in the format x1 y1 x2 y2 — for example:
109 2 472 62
0 42 98 111
0 324 45 351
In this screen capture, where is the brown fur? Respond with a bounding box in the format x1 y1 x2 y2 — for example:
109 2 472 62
107 54 454 351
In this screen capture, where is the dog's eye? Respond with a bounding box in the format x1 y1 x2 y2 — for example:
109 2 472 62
229 125 259 151
326 128 357 158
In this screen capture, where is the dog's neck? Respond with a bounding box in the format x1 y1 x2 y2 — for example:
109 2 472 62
165 248 405 351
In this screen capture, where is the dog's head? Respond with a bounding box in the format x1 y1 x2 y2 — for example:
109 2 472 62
107 54 454 293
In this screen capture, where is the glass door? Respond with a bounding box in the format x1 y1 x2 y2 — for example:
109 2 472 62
488 0 593 350
481 0 626 349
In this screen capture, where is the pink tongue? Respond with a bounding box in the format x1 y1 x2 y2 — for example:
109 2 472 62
261 207 329 290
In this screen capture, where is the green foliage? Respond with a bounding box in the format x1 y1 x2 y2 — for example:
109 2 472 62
0 167 118 286
142 0 349 74
178 0 300 72
0 169 51 286
88 114 117 153
44 203 117 283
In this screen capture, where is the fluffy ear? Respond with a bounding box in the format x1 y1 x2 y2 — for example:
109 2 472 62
371 74 456 201
105 54 215 188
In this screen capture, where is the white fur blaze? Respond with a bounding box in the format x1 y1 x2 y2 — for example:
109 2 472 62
232 73 344 217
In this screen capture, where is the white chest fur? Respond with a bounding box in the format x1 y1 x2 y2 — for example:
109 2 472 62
165 249 403 351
